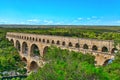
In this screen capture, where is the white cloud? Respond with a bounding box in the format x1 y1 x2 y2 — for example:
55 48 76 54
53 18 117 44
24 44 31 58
19 22 28 24
55 22 61 25
43 20 53 24
72 17 103 25
77 18 83 20
27 19 40 23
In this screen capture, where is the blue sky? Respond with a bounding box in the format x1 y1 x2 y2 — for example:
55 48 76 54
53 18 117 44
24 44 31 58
0 0 120 25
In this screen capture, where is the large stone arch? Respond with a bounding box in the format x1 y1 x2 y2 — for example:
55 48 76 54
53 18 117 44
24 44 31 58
22 57 27 64
10 39 14 44
92 45 98 51
103 59 113 66
6 38 9 41
22 42 28 55
102 46 108 52
30 44 40 57
111 48 117 54
16 40 21 51
43 46 49 56
29 61 39 71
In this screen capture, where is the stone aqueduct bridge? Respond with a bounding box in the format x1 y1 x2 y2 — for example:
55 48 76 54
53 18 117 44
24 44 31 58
6 32 116 72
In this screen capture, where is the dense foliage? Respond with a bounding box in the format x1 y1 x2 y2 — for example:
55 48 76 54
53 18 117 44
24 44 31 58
0 29 26 78
0 26 120 80
26 46 120 80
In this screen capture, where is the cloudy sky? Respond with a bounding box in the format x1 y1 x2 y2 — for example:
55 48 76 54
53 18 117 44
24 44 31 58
0 0 120 25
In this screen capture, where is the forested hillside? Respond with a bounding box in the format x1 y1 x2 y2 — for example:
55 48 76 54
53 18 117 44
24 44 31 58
0 29 26 79
26 46 120 80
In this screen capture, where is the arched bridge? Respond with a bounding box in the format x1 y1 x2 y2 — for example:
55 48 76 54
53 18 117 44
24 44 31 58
6 32 116 72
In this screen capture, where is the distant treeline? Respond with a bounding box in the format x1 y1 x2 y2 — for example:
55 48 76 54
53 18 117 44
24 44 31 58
0 25 120 29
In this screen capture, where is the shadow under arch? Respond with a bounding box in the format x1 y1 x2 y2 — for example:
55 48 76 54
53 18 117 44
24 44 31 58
30 44 40 57
92 45 98 51
102 46 108 52
51 40 55 44
75 43 80 48
111 48 118 54
29 61 39 71
6 38 9 41
56 40 60 45
62 41 66 46
43 46 49 55
10 39 14 45
83 44 89 49
22 57 27 63
103 59 113 66
22 42 28 55
68 42 73 47
16 40 21 51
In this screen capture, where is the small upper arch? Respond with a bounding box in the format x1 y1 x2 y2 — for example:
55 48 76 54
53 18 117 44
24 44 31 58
35 38 38 42
92 45 98 51
22 36 24 39
30 37 32 40
24 36 26 39
33 37 35 41
68 42 73 47
83 44 89 49
42 39 45 43
47 40 50 43
56 40 60 45
39 38 41 42
51 40 55 44
102 46 108 52
62 41 66 46
27 37 29 40
75 43 80 48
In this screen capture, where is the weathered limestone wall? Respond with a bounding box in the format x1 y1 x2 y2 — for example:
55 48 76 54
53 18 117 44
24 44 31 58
6 32 115 70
